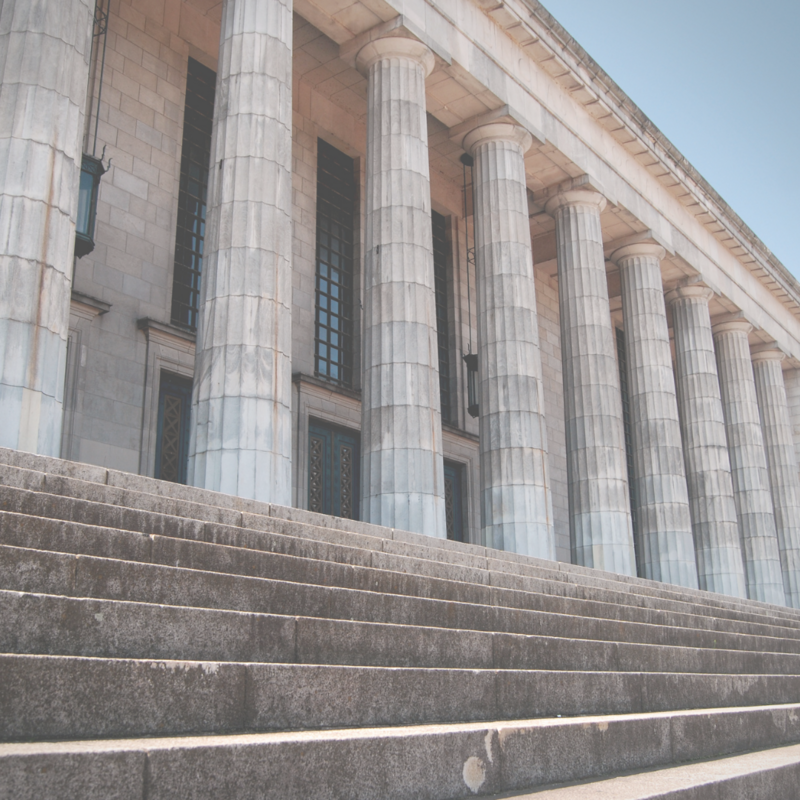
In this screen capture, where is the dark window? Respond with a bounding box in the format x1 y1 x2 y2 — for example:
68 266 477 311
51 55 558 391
308 421 359 519
171 58 216 330
616 327 640 570
315 140 356 386
155 371 193 484
432 211 452 423
444 460 467 542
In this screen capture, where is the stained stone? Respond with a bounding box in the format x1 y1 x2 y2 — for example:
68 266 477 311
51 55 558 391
357 37 446 538
751 346 800 608
713 319 785 606
546 190 635 576
0 0 94 455
188 0 294 504
666 286 747 598
463 122 554 558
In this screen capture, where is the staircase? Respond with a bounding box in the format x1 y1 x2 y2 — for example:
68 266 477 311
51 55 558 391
1 446 799 799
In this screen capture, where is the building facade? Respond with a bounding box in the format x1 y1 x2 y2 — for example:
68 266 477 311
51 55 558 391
2 0 800 605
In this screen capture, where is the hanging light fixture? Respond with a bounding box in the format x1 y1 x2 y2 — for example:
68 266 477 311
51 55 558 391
75 0 110 259
460 153 479 418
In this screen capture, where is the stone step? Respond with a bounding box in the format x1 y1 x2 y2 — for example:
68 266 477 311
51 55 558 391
3 587 800 676
6 654 800 742
4 531 800 661
3 455 799 628
2 705 799 800
4 510 800 649
484 743 800 799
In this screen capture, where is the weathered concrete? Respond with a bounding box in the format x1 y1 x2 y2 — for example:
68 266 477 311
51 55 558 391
464 122 554 559
752 346 800 609
612 244 697 589
713 319 785 605
667 285 747 598
0 0 94 455
545 189 635 576
188 0 294 504
357 35 446 538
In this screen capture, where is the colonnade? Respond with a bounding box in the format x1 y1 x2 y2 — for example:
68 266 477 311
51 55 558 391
3 0 800 608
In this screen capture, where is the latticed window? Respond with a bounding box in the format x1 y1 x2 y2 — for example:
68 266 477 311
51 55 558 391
432 211 452 422
315 139 356 386
155 372 193 484
171 58 216 330
308 422 359 519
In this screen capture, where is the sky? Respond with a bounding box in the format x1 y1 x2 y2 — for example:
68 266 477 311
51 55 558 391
538 0 800 281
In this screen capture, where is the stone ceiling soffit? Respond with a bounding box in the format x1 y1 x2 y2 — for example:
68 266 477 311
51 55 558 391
339 15 451 69
295 0 354 44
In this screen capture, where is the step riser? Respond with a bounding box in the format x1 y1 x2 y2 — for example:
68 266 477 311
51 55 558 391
3 481 800 634
3 589 800 675
4 514 800 649
3 707 799 800
4 655 800 742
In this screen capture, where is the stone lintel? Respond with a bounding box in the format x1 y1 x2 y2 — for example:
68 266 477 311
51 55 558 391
70 291 111 322
339 15 451 70
137 318 196 353
292 372 362 402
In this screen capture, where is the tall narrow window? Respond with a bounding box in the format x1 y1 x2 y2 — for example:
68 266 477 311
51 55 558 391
308 421 360 519
315 140 356 386
171 58 216 330
432 211 452 423
155 372 193 484
616 327 639 568
444 460 466 542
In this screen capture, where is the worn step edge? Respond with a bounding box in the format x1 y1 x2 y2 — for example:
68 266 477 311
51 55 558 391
481 743 800 799
2 456 798 625
7 654 800 742
3 508 799 642
4 539 800 653
2 705 800 800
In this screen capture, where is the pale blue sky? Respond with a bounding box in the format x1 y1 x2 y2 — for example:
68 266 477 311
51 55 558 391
538 0 800 281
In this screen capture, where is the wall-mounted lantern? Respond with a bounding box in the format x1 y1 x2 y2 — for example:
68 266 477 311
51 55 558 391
463 351 479 418
460 152 479 419
74 153 107 258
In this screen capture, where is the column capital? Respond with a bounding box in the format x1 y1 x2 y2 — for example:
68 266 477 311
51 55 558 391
751 343 786 364
610 242 665 265
544 189 606 216
665 284 714 306
462 122 532 156
356 36 434 77
712 317 754 337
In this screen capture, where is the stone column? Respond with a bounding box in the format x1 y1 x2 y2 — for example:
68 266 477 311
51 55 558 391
713 319 785 605
357 37 446 538
666 286 746 598
545 190 635 575
612 244 698 588
751 346 800 608
0 0 94 455
463 123 554 558
188 0 293 504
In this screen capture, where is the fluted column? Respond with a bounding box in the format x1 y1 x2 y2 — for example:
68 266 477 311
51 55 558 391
545 190 635 575
188 0 293 504
612 244 697 587
357 37 446 537
666 286 746 597
752 346 800 608
713 319 785 605
463 123 554 558
0 0 94 455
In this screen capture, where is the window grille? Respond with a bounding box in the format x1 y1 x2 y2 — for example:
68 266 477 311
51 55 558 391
432 211 452 423
155 372 193 484
308 422 359 519
315 140 356 386
171 58 216 330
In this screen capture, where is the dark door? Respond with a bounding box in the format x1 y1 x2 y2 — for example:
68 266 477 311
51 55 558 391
444 460 466 542
308 422 359 520
155 371 193 484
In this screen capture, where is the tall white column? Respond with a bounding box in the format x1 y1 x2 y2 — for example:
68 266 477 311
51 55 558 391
751 346 800 608
612 244 697 588
463 123 554 558
713 319 785 605
545 190 635 575
188 0 293 504
666 286 746 598
0 0 94 455
357 37 446 538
